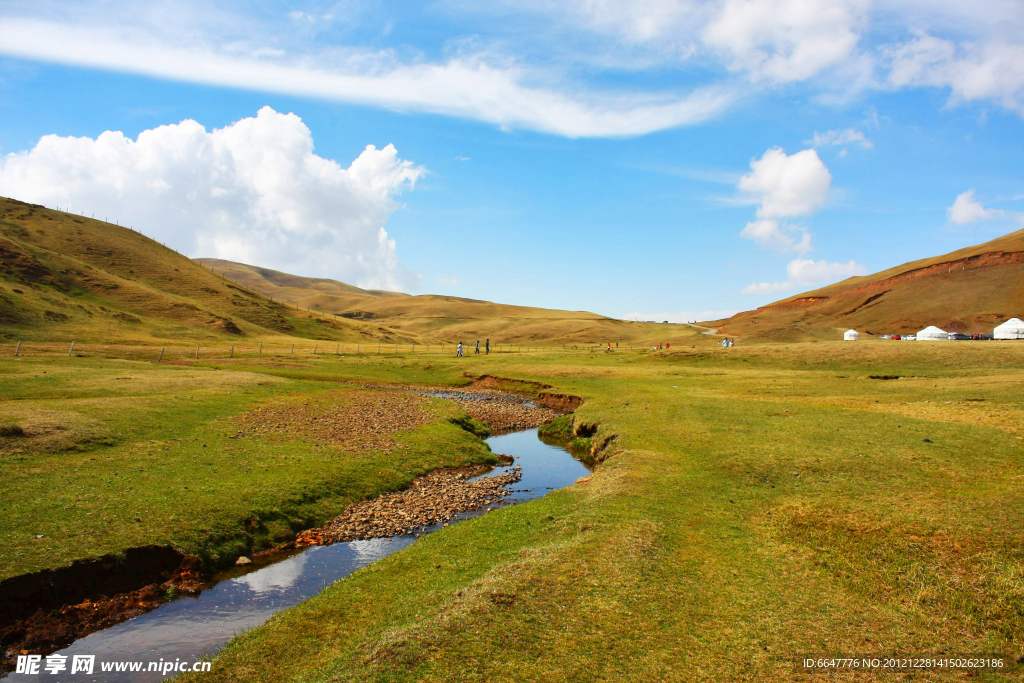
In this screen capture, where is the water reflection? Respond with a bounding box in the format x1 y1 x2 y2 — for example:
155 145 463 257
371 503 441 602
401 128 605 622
5 429 589 682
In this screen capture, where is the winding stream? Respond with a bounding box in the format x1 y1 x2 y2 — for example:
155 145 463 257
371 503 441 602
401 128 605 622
6 428 589 682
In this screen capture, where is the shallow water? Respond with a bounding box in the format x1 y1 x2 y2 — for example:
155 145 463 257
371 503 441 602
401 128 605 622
6 428 588 682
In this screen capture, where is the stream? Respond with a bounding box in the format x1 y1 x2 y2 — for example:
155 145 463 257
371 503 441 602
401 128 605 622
6 428 589 682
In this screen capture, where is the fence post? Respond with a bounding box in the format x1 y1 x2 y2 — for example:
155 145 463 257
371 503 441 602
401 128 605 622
314 344 318 354
158 347 164 362
230 345 234 358
195 345 199 359
15 341 21 357
377 345 380 354
336 344 339 354
259 342 262 354
395 344 398 353
68 341 75 357
357 345 360 354
291 344 294 353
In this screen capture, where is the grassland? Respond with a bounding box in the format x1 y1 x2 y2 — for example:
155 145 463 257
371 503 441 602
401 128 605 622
4 329 1019 679
0 197 676 346
0 356 503 580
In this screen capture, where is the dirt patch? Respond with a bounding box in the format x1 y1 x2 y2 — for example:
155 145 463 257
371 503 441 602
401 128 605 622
358 383 568 435
293 463 520 547
0 410 112 456
446 393 561 435
536 392 584 412
0 547 202 670
465 374 552 395
232 390 430 454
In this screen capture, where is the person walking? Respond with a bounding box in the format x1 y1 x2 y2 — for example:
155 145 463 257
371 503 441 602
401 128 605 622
475 340 480 355
485 339 490 354
457 341 464 357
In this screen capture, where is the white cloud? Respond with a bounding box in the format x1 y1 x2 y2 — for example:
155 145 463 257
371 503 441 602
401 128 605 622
702 0 868 84
0 107 423 290
0 16 736 139
621 309 740 324
739 147 832 218
434 276 461 287
742 257 867 295
946 189 1024 225
809 127 873 148
739 219 812 253
886 30 1024 115
947 190 1002 224
737 147 830 253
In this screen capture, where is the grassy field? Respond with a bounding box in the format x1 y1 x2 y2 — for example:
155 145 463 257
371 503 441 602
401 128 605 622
4 333 1023 680
0 356 502 580
179 337 1020 682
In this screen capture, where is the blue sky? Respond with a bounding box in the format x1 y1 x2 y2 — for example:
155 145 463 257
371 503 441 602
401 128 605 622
0 1 1022 321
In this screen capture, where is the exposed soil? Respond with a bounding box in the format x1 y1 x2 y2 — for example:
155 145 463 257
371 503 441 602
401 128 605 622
443 392 562 435
232 390 429 454
0 551 203 671
292 462 520 547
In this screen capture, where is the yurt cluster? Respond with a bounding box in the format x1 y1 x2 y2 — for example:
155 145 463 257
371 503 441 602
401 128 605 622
844 318 1024 341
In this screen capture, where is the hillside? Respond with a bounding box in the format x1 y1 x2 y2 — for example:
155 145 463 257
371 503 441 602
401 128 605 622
0 197 406 344
0 196 677 345
197 258 677 344
708 227 1024 341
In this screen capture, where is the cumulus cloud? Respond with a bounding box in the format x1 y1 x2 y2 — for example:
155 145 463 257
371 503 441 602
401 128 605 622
0 107 423 290
808 127 873 148
434 276 461 287
741 257 867 295
886 30 1024 115
702 0 868 84
947 189 1008 224
621 309 740 324
947 189 1024 226
737 147 831 253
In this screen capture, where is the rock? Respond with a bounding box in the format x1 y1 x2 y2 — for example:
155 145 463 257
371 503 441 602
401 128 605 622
235 556 252 566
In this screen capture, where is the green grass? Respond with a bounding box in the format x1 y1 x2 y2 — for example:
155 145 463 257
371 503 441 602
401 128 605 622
165 337 1023 682
4 336 1024 680
0 356 499 578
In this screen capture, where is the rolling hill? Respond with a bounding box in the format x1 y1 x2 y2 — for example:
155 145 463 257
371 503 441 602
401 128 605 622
0 197 415 344
196 258 675 345
0 196 679 345
707 227 1024 341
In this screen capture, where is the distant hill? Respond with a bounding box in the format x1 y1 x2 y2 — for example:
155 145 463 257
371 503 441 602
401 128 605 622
0 197 406 343
706 228 1024 341
0 196 680 345
197 258 678 345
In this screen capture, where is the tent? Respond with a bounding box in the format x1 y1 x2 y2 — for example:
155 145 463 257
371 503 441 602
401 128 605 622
916 325 947 341
843 329 860 341
994 318 1024 340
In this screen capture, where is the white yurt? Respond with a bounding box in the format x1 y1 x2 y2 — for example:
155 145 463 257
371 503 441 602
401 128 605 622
916 325 948 341
994 318 1024 339
843 329 860 341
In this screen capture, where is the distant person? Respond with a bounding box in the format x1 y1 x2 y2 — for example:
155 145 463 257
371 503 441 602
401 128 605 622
457 342 464 357
485 339 490 354
666 342 670 349
475 340 480 355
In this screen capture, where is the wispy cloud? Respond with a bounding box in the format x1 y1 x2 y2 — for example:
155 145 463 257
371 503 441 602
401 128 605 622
0 17 737 138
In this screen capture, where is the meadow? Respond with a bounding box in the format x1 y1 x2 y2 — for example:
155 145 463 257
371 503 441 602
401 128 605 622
4 330 1022 680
